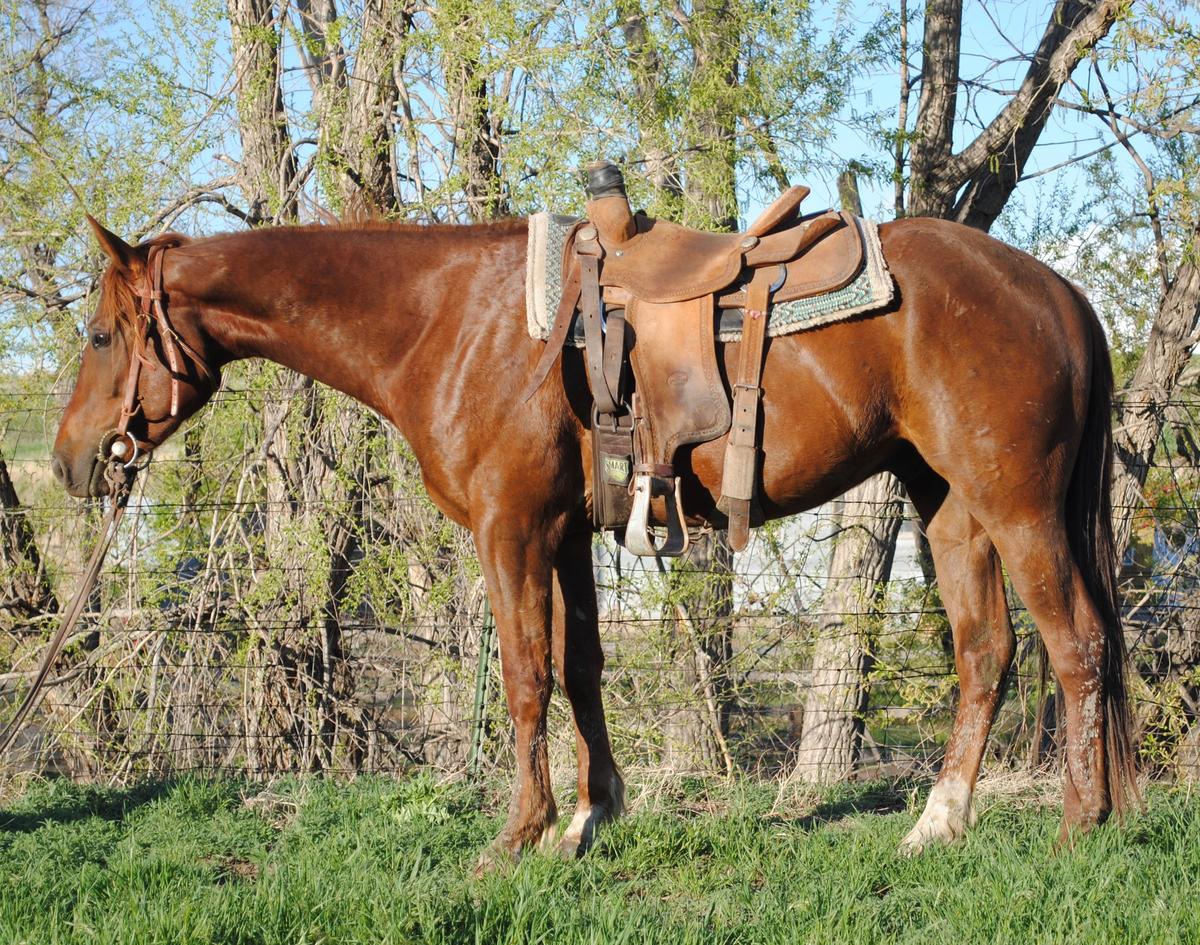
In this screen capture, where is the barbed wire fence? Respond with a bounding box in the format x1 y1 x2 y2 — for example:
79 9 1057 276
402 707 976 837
1 378 1198 787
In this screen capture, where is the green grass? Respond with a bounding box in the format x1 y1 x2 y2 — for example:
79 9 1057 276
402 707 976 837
0 774 1196 944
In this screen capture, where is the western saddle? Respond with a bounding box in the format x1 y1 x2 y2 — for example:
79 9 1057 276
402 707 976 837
524 161 866 557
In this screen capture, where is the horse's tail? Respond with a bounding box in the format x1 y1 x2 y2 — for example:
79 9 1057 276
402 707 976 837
1065 283 1140 815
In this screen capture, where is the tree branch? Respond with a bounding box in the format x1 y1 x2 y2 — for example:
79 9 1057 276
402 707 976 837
945 0 1120 186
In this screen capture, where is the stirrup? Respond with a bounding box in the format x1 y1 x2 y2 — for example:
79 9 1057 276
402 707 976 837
623 473 689 557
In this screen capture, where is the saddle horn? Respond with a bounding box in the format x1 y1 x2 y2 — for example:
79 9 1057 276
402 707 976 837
585 160 637 244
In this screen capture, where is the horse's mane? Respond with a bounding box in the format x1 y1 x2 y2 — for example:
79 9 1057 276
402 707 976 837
286 217 530 236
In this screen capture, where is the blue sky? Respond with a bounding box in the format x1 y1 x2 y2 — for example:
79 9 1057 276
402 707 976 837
800 0 1144 228
99 0 1166 244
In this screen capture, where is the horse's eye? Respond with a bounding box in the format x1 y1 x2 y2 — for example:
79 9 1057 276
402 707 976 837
90 330 111 349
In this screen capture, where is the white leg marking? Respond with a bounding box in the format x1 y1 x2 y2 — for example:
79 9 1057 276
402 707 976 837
899 776 977 856
537 813 560 852
558 771 625 858
561 803 597 848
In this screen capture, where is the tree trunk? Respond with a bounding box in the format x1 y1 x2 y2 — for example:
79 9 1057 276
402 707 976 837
1181 720 1200 783
1110 224 1200 560
294 0 405 215
0 450 56 632
247 377 366 772
226 0 298 223
440 9 507 222
794 473 906 782
905 0 960 219
226 4 370 773
663 531 735 774
682 0 739 230
339 0 404 215
791 170 906 783
906 0 1120 225
618 0 683 203
629 4 743 773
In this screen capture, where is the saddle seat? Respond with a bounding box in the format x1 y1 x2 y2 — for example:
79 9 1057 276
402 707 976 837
524 161 869 558
596 211 865 312
591 185 811 303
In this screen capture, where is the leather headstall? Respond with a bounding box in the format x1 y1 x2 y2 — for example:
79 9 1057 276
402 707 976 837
105 243 214 468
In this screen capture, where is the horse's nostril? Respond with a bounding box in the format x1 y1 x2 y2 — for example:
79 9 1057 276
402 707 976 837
50 455 67 485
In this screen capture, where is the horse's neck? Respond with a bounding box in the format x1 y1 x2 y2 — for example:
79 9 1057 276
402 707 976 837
185 224 524 424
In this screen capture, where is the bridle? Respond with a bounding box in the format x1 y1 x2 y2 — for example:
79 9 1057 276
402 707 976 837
0 242 215 760
104 241 215 468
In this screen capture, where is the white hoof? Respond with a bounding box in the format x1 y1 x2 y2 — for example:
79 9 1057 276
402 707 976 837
899 778 976 856
557 771 625 859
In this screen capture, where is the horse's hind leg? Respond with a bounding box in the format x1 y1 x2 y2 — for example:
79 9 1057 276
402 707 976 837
986 515 1122 840
900 482 1016 854
551 530 625 857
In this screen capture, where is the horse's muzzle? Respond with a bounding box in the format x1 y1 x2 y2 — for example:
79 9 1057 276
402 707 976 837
50 444 109 498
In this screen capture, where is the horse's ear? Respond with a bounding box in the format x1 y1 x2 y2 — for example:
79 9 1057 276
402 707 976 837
86 214 138 273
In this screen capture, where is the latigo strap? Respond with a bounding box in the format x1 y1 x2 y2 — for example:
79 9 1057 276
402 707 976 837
719 265 785 552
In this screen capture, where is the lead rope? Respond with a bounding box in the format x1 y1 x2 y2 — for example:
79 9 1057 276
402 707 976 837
0 462 133 759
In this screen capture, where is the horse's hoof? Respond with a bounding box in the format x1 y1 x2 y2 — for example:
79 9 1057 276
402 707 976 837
898 810 973 856
898 828 932 857
554 803 613 859
473 842 520 877
899 779 975 856
1054 814 1103 852
474 817 560 876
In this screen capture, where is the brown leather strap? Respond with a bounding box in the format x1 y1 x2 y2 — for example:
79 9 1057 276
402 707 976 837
722 266 776 552
129 244 215 433
578 248 621 418
602 306 627 405
633 462 674 478
0 465 132 759
521 263 582 403
736 272 772 392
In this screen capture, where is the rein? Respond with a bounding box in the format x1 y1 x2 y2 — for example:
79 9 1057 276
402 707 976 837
0 466 132 758
0 244 206 761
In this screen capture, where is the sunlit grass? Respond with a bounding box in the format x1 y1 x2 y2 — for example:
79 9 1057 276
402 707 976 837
0 773 1195 944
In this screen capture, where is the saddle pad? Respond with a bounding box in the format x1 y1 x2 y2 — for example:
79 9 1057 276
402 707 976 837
524 211 895 345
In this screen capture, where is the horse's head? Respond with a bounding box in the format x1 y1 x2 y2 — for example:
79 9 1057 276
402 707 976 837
52 217 220 497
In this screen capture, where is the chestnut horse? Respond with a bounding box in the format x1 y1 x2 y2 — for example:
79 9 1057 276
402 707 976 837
52 213 1136 862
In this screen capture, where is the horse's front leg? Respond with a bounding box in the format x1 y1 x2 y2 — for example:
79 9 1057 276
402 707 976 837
551 529 625 857
473 515 562 870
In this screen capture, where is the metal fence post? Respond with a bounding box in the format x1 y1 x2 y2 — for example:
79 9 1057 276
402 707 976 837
467 599 496 778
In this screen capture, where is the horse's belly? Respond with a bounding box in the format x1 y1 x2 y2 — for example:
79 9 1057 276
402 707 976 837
688 320 903 516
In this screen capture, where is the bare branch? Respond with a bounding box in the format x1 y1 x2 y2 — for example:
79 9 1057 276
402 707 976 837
1089 63 1170 294
945 0 1120 187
